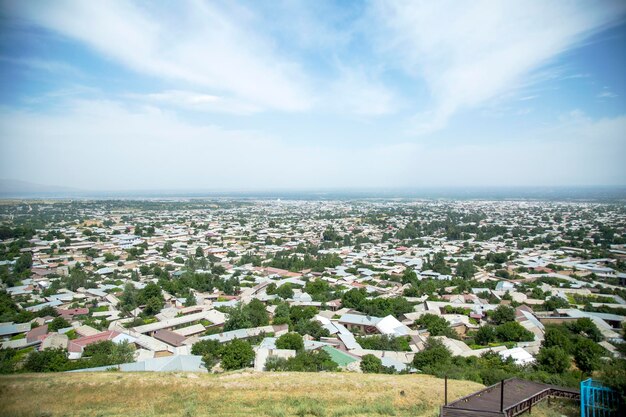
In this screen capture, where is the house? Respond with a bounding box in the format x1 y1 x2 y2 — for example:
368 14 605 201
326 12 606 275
67 330 121 359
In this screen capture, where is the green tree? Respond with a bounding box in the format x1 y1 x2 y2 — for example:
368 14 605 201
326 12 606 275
276 283 294 300
144 296 164 316
272 302 290 325
220 339 254 370
475 325 497 345
48 316 71 332
191 339 222 369
536 346 570 374
542 325 573 353
568 318 602 342
415 314 453 337
573 338 603 374
223 305 253 331
244 299 269 328
275 332 304 352
341 288 366 310
14 253 33 274
412 338 451 370
495 321 534 342
490 305 515 325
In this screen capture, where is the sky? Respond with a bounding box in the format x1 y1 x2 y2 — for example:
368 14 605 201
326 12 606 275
0 0 625 191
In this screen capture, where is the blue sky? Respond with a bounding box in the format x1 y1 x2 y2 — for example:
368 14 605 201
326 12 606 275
0 0 625 191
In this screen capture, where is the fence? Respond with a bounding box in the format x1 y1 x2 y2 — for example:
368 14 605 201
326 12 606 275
580 378 620 417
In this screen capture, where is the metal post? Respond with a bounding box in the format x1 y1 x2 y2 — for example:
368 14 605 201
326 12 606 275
444 375 448 406
500 379 505 413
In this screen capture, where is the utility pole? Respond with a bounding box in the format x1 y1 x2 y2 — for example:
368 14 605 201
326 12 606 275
444 375 448 406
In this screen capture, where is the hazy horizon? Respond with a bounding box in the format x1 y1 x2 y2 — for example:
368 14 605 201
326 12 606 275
1 1 626 190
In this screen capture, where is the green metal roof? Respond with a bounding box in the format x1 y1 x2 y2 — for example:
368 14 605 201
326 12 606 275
322 345 358 367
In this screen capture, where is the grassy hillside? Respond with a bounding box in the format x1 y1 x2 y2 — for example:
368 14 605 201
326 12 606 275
0 371 484 417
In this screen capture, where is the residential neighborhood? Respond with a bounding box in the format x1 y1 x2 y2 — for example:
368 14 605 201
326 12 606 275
0 199 624 389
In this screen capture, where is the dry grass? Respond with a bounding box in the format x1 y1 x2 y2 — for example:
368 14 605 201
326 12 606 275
528 398 580 417
0 371 484 417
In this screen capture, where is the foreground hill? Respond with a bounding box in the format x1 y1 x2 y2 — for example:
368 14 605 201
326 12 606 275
0 371 485 417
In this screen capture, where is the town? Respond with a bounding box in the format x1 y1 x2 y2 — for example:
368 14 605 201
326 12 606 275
0 198 624 396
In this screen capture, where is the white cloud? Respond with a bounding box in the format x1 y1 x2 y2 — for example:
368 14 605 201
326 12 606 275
0 100 624 189
127 90 262 115
367 0 626 133
5 0 312 112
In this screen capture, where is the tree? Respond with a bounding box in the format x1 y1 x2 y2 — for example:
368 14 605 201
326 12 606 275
475 325 497 345
544 296 569 311
14 253 32 274
220 339 254 370
275 283 294 300
573 338 603 374
223 305 253 331
275 332 304 352
272 302 290 325
292 319 330 340
412 338 451 370
144 296 164 316
568 318 602 342
191 339 222 369
415 314 453 337
542 326 573 353
456 260 476 279
341 288 366 310
23 348 70 372
491 305 515 325
495 321 534 342
48 316 71 332
120 282 138 314
65 268 88 292
536 346 570 374
265 349 337 372
360 354 383 373
244 299 269 328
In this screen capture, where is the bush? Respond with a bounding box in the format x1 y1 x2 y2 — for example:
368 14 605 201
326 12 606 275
265 349 338 372
356 335 411 352
360 354 383 373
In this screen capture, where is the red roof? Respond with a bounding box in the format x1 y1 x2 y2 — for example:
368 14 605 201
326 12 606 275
58 308 89 317
26 325 49 344
68 330 120 353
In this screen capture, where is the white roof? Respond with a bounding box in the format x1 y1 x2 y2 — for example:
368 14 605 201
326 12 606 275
376 315 411 337
499 347 535 366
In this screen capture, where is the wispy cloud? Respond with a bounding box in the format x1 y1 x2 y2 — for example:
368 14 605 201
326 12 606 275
597 88 618 99
5 0 312 112
367 0 626 133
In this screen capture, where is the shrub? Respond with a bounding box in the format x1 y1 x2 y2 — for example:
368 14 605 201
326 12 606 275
360 354 382 373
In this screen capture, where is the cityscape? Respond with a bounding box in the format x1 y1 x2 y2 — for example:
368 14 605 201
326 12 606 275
1 1 625 416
